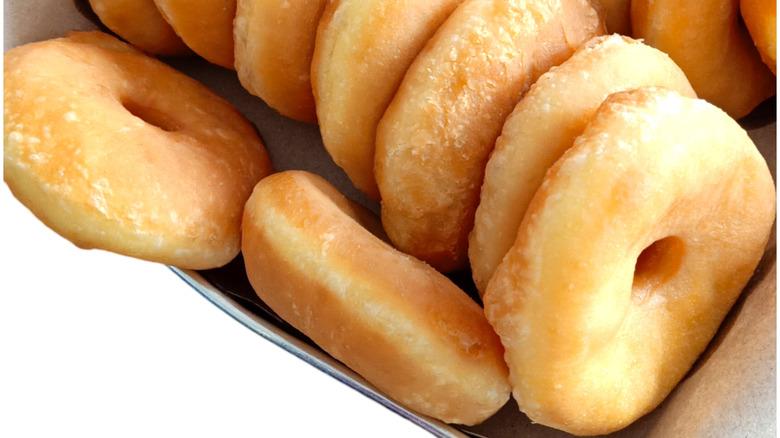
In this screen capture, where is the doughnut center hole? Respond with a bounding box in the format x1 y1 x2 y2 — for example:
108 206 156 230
121 97 182 132
632 236 685 304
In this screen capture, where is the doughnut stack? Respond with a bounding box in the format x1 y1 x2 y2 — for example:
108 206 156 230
4 0 776 435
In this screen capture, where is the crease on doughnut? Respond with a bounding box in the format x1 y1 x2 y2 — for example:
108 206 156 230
469 34 696 295
593 0 631 35
483 87 776 436
740 0 777 74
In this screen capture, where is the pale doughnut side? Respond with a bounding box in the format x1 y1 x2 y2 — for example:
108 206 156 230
234 0 327 123
469 34 696 294
376 0 605 272
3 31 273 269
483 88 776 436
312 0 465 200
154 0 237 69
87 0 191 55
631 0 776 118
241 171 511 425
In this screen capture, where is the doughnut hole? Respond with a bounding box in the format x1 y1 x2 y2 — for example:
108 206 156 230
631 236 686 304
482 87 776 436
120 96 182 132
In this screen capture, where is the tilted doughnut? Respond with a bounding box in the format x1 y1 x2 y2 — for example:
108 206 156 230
87 0 191 56
3 31 274 269
740 0 777 74
469 34 696 295
241 170 511 425
631 0 776 119
311 0 465 200
375 0 605 273
483 87 776 436
154 0 237 69
234 0 328 123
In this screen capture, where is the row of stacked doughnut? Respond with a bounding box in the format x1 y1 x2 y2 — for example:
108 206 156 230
5 0 777 435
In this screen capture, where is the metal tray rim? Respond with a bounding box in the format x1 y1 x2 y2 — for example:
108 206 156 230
169 266 472 438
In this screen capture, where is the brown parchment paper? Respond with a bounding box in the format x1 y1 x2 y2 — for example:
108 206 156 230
4 1 777 436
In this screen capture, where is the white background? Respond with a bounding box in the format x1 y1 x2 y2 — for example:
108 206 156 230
1 183 431 437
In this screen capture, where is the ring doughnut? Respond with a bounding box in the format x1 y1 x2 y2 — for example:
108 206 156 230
469 34 696 294
631 0 776 119
234 0 328 123
154 0 237 69
483 87 776 435
241 170 510 425
375 0 605 272
740 0 777 74
311 0 465 200
87 0 191 56
3 31 274 269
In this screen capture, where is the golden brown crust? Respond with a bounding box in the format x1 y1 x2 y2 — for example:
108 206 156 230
375 0 605 273
87 0 191 56
469 34 696 295
312 0 465 200
483 87 776 435
740 0 777 74
234 0 327 123
631 0 776 118
241 170 510 425
154 0 237 69
3 31 273 269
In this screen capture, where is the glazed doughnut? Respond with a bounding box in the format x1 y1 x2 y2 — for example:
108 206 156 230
483 87 776 435
241 170 510 425
312 0 465 200
154 0 237 69
3 31 274 269
87 0 191 56
375 0 605 273
469 35 696 294
596 0 631 34
631 0 776 119
740 0 777 74
234 0 328 123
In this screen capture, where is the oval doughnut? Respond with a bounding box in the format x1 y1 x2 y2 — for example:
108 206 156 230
87 0 191 56
234 0 328 123
740 0 777 74
154 0 237 69
631 0 776 119
375 0 605 272
3 31 274 269
469 35 696 294
241 170 510 425
311 0 465 200
483 87 776 436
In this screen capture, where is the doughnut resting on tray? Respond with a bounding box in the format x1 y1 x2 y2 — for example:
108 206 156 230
483 87 776 436
3 31 273 269
241 170 511 426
